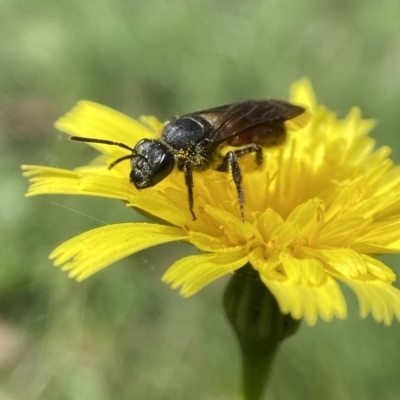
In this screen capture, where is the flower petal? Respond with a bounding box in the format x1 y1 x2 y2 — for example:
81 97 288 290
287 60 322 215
256 208 284 241
339 277 400 325
280 249 326 285
22 165 129 200
286 198 325 244
204 205 264 246
361 255 396 282
50 223 187 281
55 101 157 154
162 250 248 297
303 247 368 279
290 78 317 111
187 230 243 252
261 272 346 326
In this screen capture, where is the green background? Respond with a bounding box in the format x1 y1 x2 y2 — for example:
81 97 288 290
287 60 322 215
1 1 400 399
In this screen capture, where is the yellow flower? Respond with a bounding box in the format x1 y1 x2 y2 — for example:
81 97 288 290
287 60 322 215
22 79 400 326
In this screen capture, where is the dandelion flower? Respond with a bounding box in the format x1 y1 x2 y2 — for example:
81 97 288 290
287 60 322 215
22 79 400 326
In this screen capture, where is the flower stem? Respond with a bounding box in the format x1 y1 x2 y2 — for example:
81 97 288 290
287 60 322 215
223 265 301 400
237 338 278 400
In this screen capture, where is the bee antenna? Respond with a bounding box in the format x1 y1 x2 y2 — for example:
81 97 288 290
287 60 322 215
69 136 135 152
108 154 135 169
108 151 148 169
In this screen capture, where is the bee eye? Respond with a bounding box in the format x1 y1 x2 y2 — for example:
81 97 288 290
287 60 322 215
148 151 175 187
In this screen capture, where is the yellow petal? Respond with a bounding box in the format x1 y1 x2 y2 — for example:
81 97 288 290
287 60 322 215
280 249 326 285
303 247 368 278
127 193 191 227
271 225 299 253
361 255 396 282
50 223 187 281
290 78 317 111
343 106 377 140
22 165 129 200
204 205 263 246
187 230 242 252
356 219 400 247
286 198 325 243
249 248 282 274
162 250 248 297
256 208 285 242
55 101 156 154
320 216 371 246
339 277 400 325
261 273 346 326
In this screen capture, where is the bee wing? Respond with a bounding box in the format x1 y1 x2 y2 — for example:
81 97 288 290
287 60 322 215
186 100 309 145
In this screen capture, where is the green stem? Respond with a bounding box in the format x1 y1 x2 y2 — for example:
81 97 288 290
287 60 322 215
223 265 301 400
237 339 278 400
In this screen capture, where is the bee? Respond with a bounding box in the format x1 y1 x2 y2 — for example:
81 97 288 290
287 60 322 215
70 100 309 221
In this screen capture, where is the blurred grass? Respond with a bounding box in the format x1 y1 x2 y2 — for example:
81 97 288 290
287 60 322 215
1 0 400 399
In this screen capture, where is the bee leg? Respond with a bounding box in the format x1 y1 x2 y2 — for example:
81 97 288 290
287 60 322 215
218 151 245 221
183 160 197 220
217 144 263 171
234 144 263 165
217 145 262 221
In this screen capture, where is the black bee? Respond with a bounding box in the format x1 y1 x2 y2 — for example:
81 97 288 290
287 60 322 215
70 100 309 221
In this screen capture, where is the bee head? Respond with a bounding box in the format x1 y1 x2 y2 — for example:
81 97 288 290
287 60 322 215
130 139 175 189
